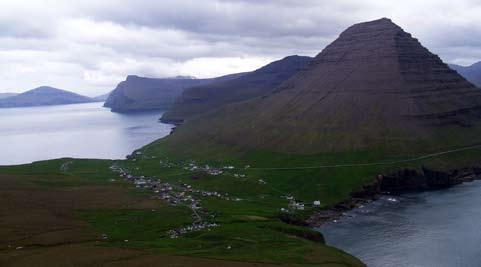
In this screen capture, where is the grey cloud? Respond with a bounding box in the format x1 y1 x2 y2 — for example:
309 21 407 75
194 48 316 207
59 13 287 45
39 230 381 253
1 0 481 96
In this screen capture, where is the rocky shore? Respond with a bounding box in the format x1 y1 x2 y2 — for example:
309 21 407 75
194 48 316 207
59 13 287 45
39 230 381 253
308 166 481 227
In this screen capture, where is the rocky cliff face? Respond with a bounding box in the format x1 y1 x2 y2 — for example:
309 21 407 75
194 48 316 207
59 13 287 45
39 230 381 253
160 55 312 124
379 167 481 192
168 18 481 154
104 73 245 113
308 166 481 226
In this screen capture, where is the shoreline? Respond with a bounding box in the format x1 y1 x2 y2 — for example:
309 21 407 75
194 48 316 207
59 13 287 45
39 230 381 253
307 166 481 227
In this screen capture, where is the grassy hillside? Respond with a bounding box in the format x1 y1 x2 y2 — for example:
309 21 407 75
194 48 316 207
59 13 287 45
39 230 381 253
0 158 365 267
3 115 481 267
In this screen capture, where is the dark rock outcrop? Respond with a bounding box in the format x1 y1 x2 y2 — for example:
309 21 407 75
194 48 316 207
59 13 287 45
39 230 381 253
380 167 481 192
160 55 312 124
308 166 481 226
104 73 245 113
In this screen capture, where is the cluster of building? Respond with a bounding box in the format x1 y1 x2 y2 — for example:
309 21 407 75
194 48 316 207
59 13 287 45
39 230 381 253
109 164 242 238
159 159 177 168
279 195 322 212
179 161 253 179
183 162 227 176
167 222 219 239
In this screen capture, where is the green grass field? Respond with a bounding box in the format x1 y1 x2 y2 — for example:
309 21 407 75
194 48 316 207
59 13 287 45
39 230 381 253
3 131 481 266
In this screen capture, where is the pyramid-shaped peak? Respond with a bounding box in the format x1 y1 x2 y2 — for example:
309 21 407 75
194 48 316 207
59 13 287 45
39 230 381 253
345 18 403 35
312 17 433 73
346 17 400 31
168 18 481 154
330 18 406 49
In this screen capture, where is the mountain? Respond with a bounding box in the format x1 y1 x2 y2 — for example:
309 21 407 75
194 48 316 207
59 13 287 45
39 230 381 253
0 86 95 108
160 55 312 124
104 73 246 113
166 18 481 155
0 93 18 99
93 92 111 102
450 62 481 88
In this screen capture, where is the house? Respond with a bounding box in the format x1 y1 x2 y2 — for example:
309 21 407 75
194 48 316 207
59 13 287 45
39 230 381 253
288 201 305 210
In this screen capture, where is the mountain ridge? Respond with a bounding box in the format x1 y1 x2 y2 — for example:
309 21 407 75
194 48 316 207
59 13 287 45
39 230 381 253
104 73 247 113
160 55 312 124
450 62 481 88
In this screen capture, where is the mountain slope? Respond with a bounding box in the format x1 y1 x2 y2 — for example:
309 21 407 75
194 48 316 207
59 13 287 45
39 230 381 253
104 73 246 113
450 62 481 88
0 93 18 99
93 92 111 102
161 55 312 124
167 18 481 155
0 86 94 108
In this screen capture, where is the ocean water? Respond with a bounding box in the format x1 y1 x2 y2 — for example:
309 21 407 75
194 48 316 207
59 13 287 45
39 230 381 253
318 181 481 267
0 102 173 165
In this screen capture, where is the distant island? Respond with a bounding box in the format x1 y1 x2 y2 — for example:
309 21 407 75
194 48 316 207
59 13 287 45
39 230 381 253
0 93 18 99
0 86 97 108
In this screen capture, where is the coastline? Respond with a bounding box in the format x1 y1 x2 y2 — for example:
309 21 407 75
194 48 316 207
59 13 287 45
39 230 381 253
307 166 481 227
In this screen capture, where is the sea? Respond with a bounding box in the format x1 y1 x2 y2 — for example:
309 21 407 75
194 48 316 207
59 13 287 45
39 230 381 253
0 102 173 165
318 181 481 267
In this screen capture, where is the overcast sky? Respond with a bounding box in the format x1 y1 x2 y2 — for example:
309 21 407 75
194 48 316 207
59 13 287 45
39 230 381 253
1 0 481 96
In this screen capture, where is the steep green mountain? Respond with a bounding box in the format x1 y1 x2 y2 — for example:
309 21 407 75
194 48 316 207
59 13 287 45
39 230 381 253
450 62 481 88
0 86 95 108
166 18 481 156
104 73 246 113
161 56 312 124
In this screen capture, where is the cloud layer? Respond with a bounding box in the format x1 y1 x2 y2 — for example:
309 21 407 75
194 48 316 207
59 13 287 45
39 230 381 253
1 0 481 96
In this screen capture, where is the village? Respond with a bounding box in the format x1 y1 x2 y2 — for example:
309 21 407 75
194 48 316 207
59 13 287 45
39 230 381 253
110 154 324 238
